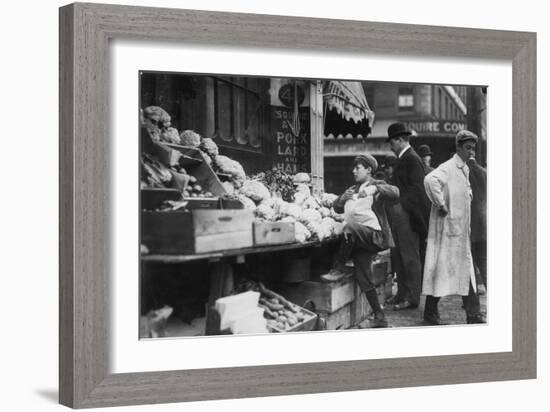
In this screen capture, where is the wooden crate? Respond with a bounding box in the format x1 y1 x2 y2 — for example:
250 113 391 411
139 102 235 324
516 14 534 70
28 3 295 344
267 307 318 333
317 304 352 330
253 221 295 246
161 143 227 196
142 209 254 254
141 188 220 211
279 274 355 314
371 250 392 286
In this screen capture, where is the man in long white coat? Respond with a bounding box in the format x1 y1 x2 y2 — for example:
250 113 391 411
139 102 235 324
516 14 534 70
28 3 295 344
422 130 485 325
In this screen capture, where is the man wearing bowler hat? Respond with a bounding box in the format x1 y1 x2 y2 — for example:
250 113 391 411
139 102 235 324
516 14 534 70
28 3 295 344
385 123 431 311
417 144 434 174
329 154 400 328
422 130 485 324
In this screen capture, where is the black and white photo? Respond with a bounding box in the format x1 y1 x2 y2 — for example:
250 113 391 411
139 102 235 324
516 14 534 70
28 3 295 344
139 72 487 338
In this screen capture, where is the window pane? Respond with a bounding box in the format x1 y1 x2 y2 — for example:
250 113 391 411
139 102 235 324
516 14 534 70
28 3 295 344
216 79 232 141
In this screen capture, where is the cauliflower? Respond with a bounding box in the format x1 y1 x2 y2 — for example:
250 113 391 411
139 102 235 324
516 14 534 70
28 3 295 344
222 181 235 195
279 216 296 223
240 180 271 203
260 197 276 208
332 221 344 236
279 202 302 219
318 219 335 241
303 196 321 210
202 153 213 166
294 221 311 243
320 193 339 208
293 172 311 184
200 137 219 157
295 183 311 197
304 221 321 240
160 127 181 144
319 207 331 218
143 106 171 127
293 192 308 206
237 194 256 210
179 130 201 147
299 209 322 224
214 155 246 188
254 204 276 221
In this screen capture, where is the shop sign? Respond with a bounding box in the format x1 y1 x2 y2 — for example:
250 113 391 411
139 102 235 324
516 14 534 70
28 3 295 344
403 120 466 135
272 108 310 174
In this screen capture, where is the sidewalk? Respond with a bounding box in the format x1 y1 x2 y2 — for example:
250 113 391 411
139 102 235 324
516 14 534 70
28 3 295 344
363 293 487 328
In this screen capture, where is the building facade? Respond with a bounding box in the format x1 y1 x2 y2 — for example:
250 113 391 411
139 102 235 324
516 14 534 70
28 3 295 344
323 82 486 195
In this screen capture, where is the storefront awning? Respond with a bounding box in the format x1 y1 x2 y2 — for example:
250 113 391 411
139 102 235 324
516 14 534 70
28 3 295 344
324 81 375 130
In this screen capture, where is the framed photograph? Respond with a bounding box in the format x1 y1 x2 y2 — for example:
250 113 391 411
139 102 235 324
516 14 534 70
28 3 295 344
59 2 536 408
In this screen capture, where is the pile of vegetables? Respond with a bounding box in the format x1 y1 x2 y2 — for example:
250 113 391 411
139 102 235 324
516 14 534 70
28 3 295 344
232 280 314 332
212 155 246 189
231 173 344 243
252 168 296 202
139 106 345 240
141 153 173 188
141 106 174 143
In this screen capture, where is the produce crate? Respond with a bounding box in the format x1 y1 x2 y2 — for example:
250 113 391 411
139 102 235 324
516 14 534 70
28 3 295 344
141 209 254 254
253 221 295 246
141 188 220 210
350 274 394 326
160 143 227 196
266 307 317 333
317 304 352 330
371 249 392 286
279 274 355 313
141 188 182 211
143 142 244 210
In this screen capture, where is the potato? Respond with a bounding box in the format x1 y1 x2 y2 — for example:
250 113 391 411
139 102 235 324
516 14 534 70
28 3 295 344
193 184 202 192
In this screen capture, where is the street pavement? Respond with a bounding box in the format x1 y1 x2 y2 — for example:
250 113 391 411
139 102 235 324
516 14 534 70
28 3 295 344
362 293 487 328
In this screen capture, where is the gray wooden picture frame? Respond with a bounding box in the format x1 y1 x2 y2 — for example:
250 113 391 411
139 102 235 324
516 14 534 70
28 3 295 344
59 2 536 409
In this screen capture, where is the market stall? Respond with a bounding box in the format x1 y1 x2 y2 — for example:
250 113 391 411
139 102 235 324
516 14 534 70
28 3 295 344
138 74 391 338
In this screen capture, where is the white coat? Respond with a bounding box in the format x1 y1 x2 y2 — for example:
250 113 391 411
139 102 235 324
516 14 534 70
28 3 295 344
422 154 476 297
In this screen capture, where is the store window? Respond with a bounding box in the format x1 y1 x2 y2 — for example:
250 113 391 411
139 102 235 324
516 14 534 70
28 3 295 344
398 87 414 111
213 76 267 151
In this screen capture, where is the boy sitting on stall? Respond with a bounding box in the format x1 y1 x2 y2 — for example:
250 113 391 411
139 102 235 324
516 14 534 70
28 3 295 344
324 154 400 328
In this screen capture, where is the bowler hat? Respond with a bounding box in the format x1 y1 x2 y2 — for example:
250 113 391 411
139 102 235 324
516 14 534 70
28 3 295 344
417 144 433 157
386 122 412 142
456 130 478 145
353 154 378 172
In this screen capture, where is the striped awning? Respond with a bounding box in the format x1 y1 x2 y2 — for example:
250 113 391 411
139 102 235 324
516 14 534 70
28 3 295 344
324 81 375 128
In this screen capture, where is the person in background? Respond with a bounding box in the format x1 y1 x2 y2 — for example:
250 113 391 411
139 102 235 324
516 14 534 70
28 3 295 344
467 156 487 295
417 144 434 174
384 155 398 182
422 130 485 325
385 123 431 311
329 154 400 328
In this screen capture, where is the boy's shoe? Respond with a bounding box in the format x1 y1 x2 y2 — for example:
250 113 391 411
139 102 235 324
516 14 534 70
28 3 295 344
370 311 388 328
320 269 347 283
